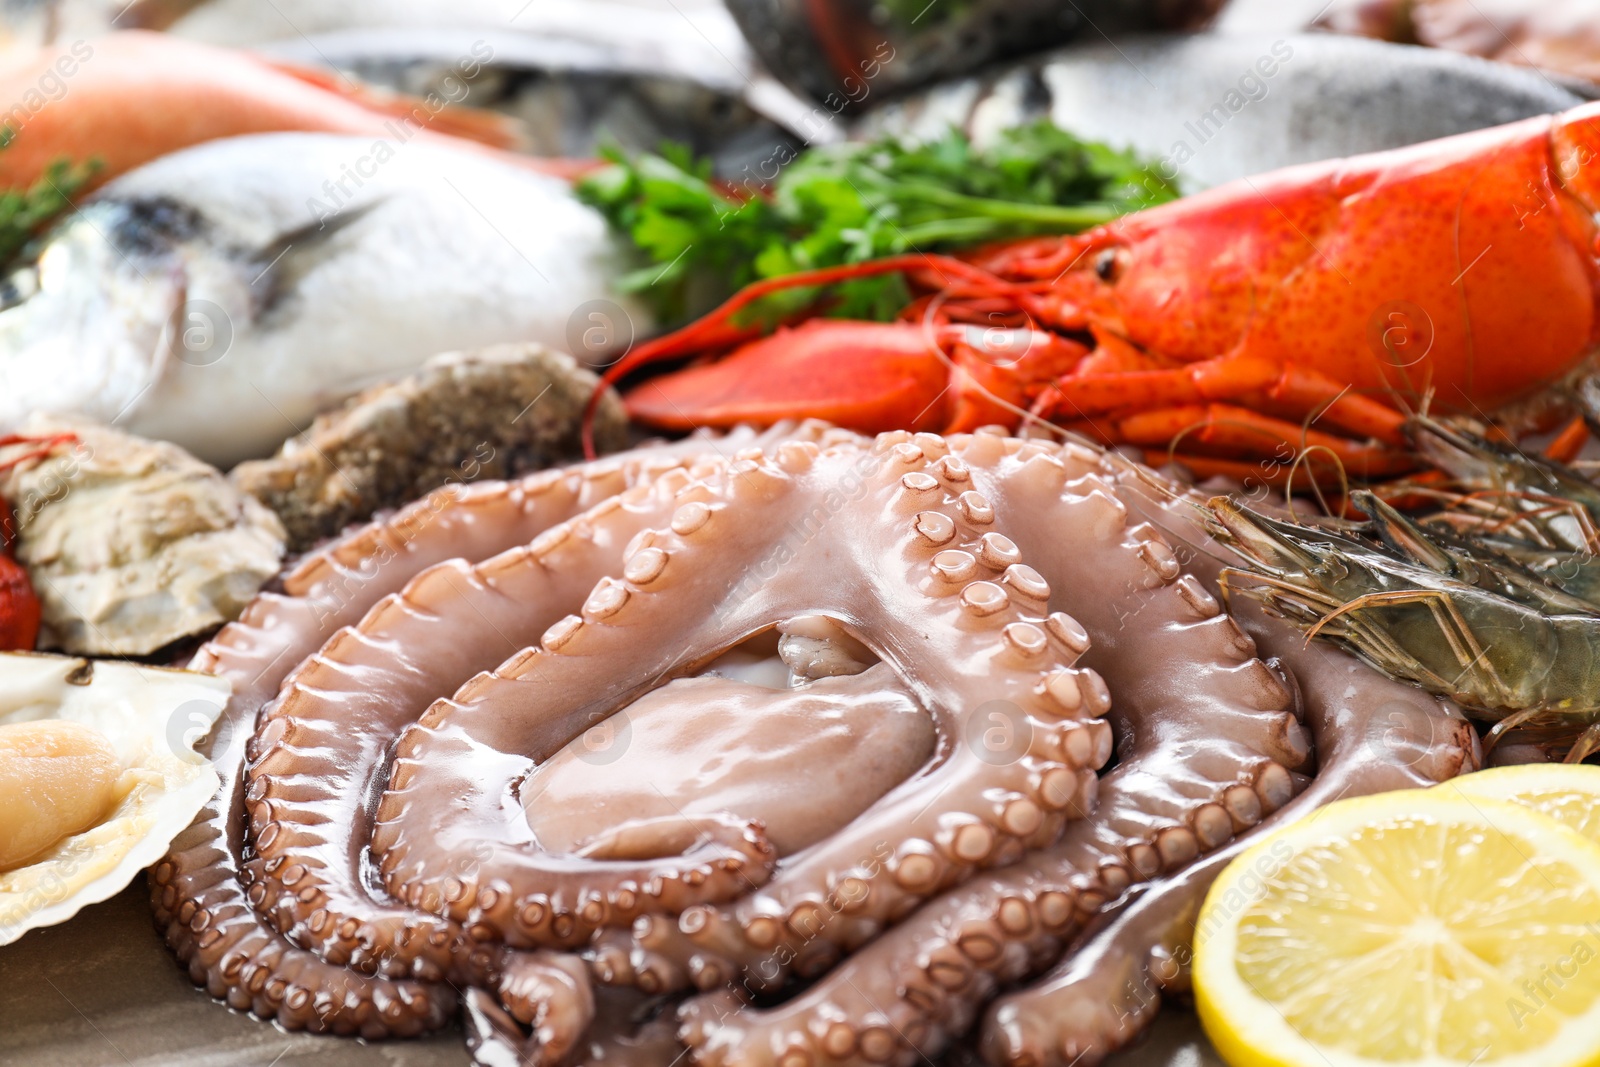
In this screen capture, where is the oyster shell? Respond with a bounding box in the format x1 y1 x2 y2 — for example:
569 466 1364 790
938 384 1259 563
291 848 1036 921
229 343 627 551
0 418 286 656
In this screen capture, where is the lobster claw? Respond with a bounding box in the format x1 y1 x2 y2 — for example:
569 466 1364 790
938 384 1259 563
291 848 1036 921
623 318 1087 436
624 320 952 435
943 324 1089 432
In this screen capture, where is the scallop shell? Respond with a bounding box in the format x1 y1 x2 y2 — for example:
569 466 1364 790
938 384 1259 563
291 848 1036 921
0 652 230 945
0 417 286 656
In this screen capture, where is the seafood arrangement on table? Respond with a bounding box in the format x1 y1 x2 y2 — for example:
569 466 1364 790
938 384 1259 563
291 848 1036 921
9 8 1600 1067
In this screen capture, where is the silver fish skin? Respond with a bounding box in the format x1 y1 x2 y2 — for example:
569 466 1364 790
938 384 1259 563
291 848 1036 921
855 32 1585 190
0 131 651 468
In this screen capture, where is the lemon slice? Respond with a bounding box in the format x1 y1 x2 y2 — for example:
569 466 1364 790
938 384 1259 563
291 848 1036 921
1437 764 1600 844
1194 790 1600 1067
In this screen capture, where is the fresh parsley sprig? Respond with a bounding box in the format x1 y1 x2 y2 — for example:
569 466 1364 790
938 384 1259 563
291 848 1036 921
0 127 98 271
577 120 1178 325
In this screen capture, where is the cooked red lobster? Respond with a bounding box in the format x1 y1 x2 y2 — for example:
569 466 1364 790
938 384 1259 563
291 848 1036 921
608 101 1600 482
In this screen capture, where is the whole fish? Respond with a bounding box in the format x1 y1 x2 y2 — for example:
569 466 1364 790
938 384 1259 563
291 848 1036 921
0 132 650 468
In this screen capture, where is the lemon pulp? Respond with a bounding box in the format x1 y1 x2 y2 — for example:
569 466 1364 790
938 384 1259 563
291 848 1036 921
1196 791 1600 1067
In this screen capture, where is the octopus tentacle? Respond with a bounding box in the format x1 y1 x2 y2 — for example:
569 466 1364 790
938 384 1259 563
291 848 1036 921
481 950 598 1063
465 989 541 1067
970 480 1482 1067
975 438 1309 883
153 430 801 1035
468 987 689 1067
242 465 741 978
154 473 623 1035
674 433 1308 1067
374 435 1108 978
981 594 1480 1067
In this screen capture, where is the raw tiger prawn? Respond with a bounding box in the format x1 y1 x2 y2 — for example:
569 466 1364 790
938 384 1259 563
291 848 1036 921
1209 419 1600 763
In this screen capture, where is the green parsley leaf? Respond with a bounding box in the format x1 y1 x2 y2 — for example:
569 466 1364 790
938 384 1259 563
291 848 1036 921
0 130 99 271
576 120 1178 327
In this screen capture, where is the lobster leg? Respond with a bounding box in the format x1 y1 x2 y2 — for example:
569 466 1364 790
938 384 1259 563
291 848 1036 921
1545 415 1590 464
1045 353 1408 446
1113 403 1416 479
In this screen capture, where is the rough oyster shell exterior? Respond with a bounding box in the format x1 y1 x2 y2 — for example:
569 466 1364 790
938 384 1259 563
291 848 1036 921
0 418 286 656
230 343 628 551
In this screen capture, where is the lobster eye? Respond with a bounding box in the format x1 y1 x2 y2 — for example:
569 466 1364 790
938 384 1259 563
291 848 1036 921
1093 248 1123 284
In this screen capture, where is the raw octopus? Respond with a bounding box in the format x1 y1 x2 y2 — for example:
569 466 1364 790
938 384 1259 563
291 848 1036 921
152 424 1478 1066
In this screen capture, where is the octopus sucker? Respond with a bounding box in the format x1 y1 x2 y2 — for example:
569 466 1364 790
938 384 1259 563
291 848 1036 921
150 422 1480 1065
